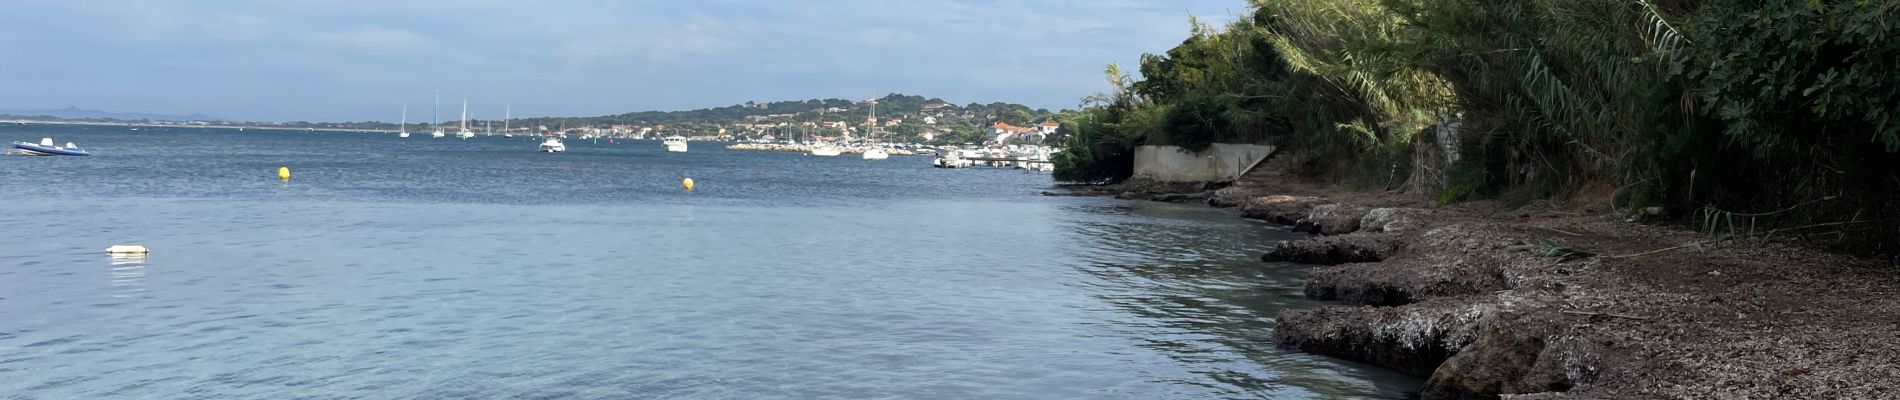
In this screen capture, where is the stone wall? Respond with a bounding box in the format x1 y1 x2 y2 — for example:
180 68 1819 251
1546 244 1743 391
1132 144 1276 182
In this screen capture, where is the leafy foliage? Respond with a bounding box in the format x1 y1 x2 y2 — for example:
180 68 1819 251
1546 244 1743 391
1054 0 1900 253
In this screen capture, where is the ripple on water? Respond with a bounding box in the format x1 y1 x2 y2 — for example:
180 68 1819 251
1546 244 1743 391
0 126 1419 398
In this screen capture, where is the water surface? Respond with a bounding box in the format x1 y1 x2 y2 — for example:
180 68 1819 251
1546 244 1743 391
0 125 1418 398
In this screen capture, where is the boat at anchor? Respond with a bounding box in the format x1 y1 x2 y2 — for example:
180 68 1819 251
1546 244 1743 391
11 137 91 156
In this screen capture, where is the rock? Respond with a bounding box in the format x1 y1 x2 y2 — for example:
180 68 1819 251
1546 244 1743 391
1262 234 1403 265
1273 299 1490 377
1152 192 1209 203
1207 187 1251 208
1305 262 1506 307
1362 207 1429 233
1240 195 1328 225
1423 307 1583 399
1296 204 1372 235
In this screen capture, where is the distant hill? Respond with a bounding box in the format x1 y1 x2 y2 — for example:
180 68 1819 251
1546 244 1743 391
0 106 218 122
514 94 1054 130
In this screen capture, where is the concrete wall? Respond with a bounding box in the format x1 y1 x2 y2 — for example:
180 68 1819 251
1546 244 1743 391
1132 144 1276 183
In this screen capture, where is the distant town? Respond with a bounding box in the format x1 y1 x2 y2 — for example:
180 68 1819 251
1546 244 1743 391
1 94 1070 147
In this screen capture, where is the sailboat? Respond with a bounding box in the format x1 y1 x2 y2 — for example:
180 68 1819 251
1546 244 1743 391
457 100 475 139
502 103 514 138
430 91 446 138
398 104 410 138
862 98 889 160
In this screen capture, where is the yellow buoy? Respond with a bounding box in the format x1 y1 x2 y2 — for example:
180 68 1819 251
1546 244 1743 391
278 166 290 181
682 178 695 191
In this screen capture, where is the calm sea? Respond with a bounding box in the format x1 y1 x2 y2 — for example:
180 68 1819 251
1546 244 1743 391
0 125 1417 399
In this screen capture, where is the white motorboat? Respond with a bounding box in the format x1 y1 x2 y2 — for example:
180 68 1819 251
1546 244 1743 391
663 136 688 152
809 144 841 157
539 137 566 153
862 147 889 160
933 150 967 168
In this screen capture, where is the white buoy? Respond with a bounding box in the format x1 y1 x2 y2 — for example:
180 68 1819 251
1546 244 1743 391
105 244 149 255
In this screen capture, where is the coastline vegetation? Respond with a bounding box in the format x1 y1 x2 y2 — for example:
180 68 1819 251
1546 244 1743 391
1056 0 1900 254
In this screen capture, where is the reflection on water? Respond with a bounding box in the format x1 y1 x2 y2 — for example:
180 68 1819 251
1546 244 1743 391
108 256 147 299
1058 201 1419 398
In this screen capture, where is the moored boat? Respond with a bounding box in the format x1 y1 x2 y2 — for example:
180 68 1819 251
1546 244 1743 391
861 99 888 160
539 137 566 153
12 137 91 156
663 136 688 152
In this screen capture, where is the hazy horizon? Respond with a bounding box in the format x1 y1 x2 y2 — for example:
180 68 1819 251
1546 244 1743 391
1 1 1243 123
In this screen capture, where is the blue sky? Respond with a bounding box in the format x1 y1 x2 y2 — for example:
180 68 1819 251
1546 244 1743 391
0 1 1244 122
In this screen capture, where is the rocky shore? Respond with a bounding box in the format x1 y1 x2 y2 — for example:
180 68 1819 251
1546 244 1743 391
1088 177 1900 398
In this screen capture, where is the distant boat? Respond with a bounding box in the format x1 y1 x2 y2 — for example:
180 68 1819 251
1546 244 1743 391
502 103 514 138
663 135 688 152
12 137 90 156
398 104 410 138
809 144 841 157
862 98 888 160
431 91 445 138
539 136 566 153
457 100 475 139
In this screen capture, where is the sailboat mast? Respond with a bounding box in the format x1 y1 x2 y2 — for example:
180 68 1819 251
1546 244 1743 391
460 100 468 131
433 90 440 128
503 103 511 133
400 104 407 133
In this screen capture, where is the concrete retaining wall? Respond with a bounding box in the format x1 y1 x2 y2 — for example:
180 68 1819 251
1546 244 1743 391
1132 144 1276 182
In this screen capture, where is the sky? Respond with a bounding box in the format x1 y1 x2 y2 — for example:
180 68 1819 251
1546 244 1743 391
0 0 1245 122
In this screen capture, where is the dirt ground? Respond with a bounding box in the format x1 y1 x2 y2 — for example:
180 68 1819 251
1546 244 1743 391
1091 173 1900 399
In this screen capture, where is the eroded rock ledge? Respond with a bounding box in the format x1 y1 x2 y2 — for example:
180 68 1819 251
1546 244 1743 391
1233 191 1900 399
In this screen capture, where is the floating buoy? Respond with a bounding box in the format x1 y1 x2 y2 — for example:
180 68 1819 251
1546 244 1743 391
278 166 290 181
106 244 149 255
682 178 695 191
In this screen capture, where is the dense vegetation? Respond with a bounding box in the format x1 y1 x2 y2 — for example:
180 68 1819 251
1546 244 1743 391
1057 0 1900 254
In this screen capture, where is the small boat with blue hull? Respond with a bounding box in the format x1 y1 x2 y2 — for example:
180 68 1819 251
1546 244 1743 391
12 138 90 156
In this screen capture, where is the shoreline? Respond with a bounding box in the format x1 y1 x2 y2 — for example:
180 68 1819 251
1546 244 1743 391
724 143 917 156
1082 175 1900 398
